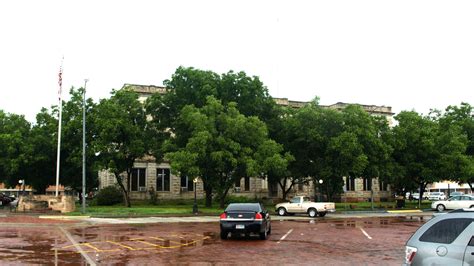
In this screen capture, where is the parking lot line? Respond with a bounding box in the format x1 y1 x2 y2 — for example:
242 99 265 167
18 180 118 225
106 241 137 250
58 226 97 266
277 229 294 244
359 228 372 240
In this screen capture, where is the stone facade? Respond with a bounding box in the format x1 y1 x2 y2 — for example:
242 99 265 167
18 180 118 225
97 84 395 202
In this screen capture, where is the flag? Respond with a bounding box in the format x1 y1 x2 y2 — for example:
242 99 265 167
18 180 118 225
58 58 63 101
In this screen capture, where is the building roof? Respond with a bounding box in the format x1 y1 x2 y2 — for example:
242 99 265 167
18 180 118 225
125 84 394 117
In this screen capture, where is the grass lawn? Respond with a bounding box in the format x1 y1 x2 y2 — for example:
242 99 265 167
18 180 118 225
68 199 433 217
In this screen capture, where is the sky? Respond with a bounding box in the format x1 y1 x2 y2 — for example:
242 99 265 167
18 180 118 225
1 0 473 122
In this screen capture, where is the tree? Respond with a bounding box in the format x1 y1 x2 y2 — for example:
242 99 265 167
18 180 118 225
390 111 467 206
27 108 57 192
0 111 32 187
93 89 148 207
146 67 279 154
341 105 393 202
437 103 474 191
60 87 99 194
166 96 289 208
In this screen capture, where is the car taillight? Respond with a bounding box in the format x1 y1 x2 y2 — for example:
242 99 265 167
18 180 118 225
220 213 227 220
405 246 417 265
255 212 263 220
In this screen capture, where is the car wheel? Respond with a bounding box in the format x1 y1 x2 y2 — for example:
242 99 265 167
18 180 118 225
308 208 317 218
436 204 446 212
318 212 327 217
267 224 272 235
220 230 228 240
259 228 268 240
278 207 287 216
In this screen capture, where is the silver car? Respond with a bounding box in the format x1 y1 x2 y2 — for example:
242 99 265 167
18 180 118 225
404 208 474 265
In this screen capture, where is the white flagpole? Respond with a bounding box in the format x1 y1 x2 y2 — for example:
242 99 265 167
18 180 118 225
55 58 64 197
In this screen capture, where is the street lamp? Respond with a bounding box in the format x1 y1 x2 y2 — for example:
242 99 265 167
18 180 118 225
82 79 88 215
318 179 323 202
193 178 198 214
18 179 25 196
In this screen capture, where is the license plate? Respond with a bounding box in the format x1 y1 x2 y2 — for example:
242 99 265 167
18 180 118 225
236 224 245 229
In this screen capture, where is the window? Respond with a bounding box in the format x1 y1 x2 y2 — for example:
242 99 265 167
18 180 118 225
180 175 193 191
346 176 355 191
290 197 301 204
244 176 250 191
130 168 146 192
379 180 388 191
156 168 170 192
469 236 474 246
419 218 473 244
235 178 241 188
363 177 372 191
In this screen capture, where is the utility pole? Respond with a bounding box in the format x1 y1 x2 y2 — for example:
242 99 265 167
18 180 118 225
82 79 88 214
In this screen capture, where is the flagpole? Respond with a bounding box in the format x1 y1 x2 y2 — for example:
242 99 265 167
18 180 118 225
55 58 64 197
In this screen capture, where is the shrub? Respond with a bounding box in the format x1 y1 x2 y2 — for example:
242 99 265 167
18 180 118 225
95 186 123 206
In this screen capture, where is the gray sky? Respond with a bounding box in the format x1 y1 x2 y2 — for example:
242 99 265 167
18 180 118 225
1 0 473 122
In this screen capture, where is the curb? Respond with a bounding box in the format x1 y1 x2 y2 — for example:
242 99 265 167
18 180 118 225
39 215 91 220
386 210 422 213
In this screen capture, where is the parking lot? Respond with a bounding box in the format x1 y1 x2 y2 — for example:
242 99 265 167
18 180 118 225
0 213 429 265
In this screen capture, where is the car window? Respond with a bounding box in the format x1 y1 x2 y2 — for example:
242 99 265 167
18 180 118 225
451 196 461 201
225 204 260 212
303 197 310 202
469 236 474 246
419 218 473 244
462 196 474 201
291 197 300 204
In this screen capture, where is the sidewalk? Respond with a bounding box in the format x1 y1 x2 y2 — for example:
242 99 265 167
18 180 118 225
35 210 435 224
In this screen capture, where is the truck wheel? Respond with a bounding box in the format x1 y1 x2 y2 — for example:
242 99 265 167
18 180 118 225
308 208 317 218
278 207 287 216
318 212 327 217
436 204 445 212
220 230 228 240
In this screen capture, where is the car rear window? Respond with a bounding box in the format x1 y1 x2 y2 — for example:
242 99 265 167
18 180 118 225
419 218 473 244
225 203 261 212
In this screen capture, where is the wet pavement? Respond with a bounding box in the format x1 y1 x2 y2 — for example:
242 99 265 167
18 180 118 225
0 213 430 265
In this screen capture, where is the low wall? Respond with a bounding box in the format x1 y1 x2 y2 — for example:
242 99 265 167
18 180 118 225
18 195 76 213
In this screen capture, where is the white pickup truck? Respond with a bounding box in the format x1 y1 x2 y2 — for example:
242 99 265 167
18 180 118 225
275 196 336 217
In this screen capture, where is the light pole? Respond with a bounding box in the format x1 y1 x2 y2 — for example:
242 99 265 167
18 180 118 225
193 178 198 214
82 79 88 214
318 179 323 202
18 179 24 197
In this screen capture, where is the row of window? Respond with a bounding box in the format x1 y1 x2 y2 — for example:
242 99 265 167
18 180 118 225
345 176 388 191
130 168 193 192
130 168 388 193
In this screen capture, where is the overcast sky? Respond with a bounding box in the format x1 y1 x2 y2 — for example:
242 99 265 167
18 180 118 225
1 0 473 122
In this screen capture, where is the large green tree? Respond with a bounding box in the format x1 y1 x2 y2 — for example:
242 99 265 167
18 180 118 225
146 66 279 157
60 87 99 194
0 111 32 187
93 89 148 207
166 96 289 208
437 103 474 191
390 111 468 205
275 102 369 201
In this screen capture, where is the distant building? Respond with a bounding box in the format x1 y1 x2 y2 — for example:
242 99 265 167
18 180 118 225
98 84 395 202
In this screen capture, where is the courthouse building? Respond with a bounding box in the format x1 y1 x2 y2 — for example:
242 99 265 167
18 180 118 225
98 84 395 202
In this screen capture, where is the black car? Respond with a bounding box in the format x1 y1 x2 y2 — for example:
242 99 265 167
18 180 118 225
219 203 271 240
0 193 13 206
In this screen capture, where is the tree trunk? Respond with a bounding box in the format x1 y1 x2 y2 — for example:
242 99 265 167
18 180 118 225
219 187 230 209
115 173 131 208
204 183 213 207
278 178 288 200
